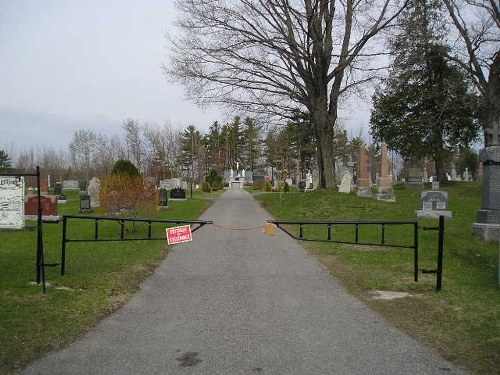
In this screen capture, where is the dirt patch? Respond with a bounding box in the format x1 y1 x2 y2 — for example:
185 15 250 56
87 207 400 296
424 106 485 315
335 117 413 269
176 351 202 367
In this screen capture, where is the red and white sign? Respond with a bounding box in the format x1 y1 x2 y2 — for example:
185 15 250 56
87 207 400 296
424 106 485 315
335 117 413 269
166 225 193 245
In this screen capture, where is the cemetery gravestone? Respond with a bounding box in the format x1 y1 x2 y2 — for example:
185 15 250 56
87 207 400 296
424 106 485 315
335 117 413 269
87 177 101 208
405 167 424 189
54 182 67 203
41 178 49 194
472 146 500 241
416 191 452 219
338 171 352 193
25 195 59 221
374 143 396 202
63 180 80 190
170 188 186 200
79 194 91 213
357 146 371 196
159 188 168 208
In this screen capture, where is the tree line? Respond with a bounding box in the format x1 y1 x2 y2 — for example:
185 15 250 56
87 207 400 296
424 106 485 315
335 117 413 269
166 0 498 185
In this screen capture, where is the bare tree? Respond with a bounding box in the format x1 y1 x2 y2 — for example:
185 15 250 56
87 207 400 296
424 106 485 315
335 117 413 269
123 118 146 172
69 129 98 181
165 0 408 188
443 0 500 146
143 121 182 180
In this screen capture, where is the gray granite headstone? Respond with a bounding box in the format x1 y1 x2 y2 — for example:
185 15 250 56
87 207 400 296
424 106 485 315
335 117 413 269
472 146 500 241
416 191 452 218
405 167 424 189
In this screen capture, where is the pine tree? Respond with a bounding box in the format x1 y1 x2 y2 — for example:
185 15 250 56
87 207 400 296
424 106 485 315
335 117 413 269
241 117 262 172
370 0 481 181
0 150 13 172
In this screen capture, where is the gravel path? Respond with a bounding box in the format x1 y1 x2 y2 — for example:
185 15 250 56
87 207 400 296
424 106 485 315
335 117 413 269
22 188 465 374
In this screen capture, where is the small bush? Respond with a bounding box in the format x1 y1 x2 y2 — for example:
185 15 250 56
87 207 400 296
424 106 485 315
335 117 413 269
111 159 140 177
284 182 290 193
202 181 211 192
253 180 262 190
265 182 272 192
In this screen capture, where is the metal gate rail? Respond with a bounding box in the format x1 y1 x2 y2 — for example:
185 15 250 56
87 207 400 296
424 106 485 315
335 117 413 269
61 215 213 275
267 217 446 291
267 219 420 283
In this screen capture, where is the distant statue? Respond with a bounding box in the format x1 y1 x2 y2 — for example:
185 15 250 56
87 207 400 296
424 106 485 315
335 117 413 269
242 169 245 178
230 168 234 178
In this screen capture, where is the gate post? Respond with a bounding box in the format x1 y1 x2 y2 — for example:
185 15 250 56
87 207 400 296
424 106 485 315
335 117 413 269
414 222 419 282
436 215 445 292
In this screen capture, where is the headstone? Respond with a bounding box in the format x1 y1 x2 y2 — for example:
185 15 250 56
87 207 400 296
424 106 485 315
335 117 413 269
0 177 25 229
338 171 352 193
160 178 180 190
181 180 188 190
79 194 91 213
54 182 63 196
305 171 313 191
54 182 67 203
416 191 452 219
357 146 371 196
87 177 101 208
432 181 440 190
405 167 424 189
41 178 49 194
450 162 458 181
377 143 394 194
25 195 59 221
463 168 469 181
285 178 293 186
312 170 320 190
170 188 186 200
158 188 168 209
63 180 80 190
472 146 500 241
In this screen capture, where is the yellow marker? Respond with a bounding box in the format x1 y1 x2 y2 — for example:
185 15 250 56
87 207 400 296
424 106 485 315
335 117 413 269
264 223 278 236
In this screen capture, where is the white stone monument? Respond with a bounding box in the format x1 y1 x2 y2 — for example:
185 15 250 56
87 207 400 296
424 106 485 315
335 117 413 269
87 177 101 208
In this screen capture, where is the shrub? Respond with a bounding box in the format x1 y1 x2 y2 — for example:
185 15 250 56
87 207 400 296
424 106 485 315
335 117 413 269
111 159 140 177
253 180 262 190
101 159 156 218
284 182 290 193
202 181 211 192
205 169 222 187
265 182 272 192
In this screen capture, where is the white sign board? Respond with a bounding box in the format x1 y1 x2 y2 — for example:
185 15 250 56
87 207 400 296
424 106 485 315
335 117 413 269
0 177 25 229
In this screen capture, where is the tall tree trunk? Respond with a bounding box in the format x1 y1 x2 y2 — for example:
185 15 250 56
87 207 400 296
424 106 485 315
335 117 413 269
311 103 336 189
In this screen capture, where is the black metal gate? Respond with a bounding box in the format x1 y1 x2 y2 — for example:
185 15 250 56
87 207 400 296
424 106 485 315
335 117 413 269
60 215 213 275
267 216 445 291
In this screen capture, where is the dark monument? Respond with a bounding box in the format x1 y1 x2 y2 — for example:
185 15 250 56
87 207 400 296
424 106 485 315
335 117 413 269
159 188 168 208
79 194 92 213
170 188 186 200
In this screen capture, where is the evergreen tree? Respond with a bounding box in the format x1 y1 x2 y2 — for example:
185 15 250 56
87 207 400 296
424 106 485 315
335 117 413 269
179 125 203 181
370 0 481 181
241 117 262 172
0 150 13 172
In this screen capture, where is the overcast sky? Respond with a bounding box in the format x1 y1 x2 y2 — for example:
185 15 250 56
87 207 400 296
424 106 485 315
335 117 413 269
0 0 370 157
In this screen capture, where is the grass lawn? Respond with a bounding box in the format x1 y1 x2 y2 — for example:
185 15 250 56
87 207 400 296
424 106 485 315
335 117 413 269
0 188 220 375
255 181 499 375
